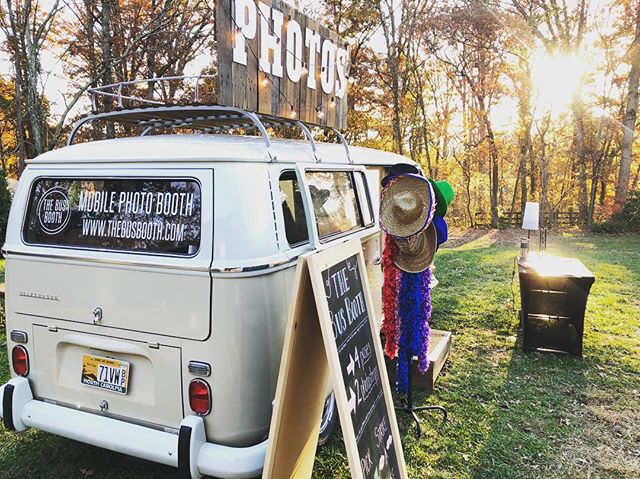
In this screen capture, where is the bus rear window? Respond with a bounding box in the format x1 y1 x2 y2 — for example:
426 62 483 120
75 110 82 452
23 178 201 256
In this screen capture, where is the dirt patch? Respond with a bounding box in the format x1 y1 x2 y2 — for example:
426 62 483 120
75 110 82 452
444 228 493 248
444 228 569 250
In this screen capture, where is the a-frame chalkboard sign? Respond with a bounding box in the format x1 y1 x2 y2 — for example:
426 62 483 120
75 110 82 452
263 239 407 479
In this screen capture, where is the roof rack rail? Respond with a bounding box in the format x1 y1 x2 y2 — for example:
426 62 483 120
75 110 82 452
70 76 352 163
88 75 217 110
67 105 279 161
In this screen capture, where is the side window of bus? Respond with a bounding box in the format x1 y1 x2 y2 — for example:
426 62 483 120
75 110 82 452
279 170 310 247
305 170 363 240
353 171 374 226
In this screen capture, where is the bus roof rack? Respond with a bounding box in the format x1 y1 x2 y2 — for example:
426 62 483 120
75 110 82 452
70 76 351 163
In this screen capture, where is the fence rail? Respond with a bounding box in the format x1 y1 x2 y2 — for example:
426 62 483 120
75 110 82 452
496 210 580 228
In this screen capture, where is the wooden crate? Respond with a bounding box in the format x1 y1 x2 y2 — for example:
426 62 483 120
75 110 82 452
386 329 452 394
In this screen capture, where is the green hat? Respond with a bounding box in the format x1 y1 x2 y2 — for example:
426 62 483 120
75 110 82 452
428 179 455 216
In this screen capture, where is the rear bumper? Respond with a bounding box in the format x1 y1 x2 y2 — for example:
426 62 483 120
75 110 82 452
1 378 267 479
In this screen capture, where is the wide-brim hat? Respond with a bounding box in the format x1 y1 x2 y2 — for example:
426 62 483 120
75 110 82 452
428 179 455 217
433 215 448 249
380 174 435 239
393 223 437 273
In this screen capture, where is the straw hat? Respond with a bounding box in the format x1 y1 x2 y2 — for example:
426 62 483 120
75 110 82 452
393 223 437 273
380 174 435 239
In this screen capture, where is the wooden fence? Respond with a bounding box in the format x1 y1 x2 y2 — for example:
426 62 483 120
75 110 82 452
496 210 581 228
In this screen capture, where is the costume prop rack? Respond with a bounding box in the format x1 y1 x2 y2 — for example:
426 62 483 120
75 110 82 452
395 351 447 438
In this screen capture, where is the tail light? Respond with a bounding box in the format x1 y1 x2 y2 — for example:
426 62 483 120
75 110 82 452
12 346 29 377
189 379 211 415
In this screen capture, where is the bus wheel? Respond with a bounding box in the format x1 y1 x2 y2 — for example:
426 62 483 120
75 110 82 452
318 392 337 447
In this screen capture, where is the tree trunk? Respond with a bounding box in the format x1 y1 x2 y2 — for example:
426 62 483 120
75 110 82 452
631 160 640 192
437 133 447 179
5 0 27 171
417 92 433 177
516 58 532 214
586 118 606 227
540 132 548 229
490 135 499 227
508 161 521 225
465 164 474 227
520 131 529 212
24 16 44 156
615 5 640 210
535 114 551 228
529 148 537 197
572 98 589 226
101 0 116 138
480 108 500 228
84 0 101 140
391 59 403 155
0 132 5 172
461 82 474 227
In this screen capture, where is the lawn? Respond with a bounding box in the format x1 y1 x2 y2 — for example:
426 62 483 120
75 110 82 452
1 233 639 478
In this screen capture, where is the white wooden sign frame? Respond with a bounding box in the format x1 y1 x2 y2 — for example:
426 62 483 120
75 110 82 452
263 239 407 479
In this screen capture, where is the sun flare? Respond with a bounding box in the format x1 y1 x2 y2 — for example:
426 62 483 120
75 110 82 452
531 50 585 118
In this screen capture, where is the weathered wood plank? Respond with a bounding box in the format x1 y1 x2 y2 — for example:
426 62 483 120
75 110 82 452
304 17 320 126
216 0 234 108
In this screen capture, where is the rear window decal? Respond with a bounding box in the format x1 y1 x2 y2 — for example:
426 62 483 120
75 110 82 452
24 178 201 256
37 186 71 234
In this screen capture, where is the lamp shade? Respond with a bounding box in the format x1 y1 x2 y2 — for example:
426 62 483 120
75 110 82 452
522 202 539 230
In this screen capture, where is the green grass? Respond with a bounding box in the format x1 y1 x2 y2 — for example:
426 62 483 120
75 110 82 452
1 234 639 478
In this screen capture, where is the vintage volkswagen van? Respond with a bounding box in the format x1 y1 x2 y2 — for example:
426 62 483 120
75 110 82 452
0 105 413 479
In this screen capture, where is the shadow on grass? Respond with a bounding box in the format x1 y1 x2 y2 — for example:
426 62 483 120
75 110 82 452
0 431 179 479
469 347 590 479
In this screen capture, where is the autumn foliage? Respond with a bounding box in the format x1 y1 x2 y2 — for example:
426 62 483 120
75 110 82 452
0 0 639 229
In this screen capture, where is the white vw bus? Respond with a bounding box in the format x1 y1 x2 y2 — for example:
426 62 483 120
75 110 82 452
0 96 413 478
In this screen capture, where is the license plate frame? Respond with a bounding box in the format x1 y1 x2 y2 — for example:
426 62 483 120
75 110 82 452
81 354 131 395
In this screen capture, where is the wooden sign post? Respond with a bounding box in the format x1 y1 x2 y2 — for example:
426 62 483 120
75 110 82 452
263 240 407 479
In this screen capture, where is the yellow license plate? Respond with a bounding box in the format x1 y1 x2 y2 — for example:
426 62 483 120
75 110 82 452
81 354 130 395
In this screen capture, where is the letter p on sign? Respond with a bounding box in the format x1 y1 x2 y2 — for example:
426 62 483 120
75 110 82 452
233 0 256 65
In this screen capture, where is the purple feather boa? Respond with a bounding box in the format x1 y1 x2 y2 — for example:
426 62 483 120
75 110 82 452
396 268 432 394
419 268 432 374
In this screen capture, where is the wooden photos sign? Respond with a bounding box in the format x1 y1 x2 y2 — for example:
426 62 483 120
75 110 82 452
216 0 350 129
263 240 406 479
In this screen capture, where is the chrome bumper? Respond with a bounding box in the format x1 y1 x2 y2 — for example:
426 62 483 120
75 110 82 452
1 378 266 479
